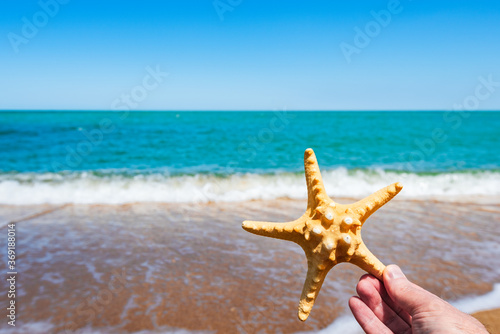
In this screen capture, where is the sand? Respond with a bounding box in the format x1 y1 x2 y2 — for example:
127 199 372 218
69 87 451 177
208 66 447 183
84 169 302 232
472 309 500 334
0 198 499 333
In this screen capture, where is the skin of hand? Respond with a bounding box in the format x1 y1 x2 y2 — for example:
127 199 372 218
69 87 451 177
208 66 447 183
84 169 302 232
349 265 489 334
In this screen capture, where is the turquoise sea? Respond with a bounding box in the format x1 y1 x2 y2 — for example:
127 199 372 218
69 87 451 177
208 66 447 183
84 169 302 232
0 111 499 204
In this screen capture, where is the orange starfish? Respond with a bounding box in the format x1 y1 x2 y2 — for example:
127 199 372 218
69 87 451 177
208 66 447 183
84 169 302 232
242 148 403 321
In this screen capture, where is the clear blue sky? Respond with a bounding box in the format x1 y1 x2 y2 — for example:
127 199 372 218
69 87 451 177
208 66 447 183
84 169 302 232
1 0 499 111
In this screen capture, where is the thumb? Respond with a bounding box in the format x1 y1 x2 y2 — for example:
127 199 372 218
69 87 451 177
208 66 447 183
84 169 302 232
383 265 440 316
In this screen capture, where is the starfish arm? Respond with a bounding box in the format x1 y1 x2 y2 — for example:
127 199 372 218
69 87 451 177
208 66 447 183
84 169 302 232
349 242 385 280
297 258 332 321
351 182 403 222
242 218 305 242
303 148 329 210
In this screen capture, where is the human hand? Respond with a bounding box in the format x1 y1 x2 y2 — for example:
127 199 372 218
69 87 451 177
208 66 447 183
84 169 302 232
349 265 489 333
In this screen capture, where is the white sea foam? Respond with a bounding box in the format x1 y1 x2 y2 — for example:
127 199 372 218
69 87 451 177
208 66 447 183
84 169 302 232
0 321 214 334
310 315 363 334
452 283 500 313
1 168 499 205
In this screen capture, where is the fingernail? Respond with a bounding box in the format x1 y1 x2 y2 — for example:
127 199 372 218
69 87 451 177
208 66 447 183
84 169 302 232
387 265 406 280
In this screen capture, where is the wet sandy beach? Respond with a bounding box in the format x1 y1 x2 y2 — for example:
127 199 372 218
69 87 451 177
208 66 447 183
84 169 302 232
0 197 499 333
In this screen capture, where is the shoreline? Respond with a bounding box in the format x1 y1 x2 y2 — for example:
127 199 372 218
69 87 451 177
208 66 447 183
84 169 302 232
0 198 499 333
1 169 499 206
1 193 499 208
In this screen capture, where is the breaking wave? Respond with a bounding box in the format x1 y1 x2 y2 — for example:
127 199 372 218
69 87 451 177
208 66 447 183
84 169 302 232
1 168 499 205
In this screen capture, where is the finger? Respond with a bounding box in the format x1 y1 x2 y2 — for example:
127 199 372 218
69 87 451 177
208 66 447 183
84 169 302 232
357 275 412 333
349 297 393 334
383 265 442 316
359 274 412 325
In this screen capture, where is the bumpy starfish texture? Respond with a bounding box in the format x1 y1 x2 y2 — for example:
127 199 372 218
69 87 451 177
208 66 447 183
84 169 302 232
242 148 403 321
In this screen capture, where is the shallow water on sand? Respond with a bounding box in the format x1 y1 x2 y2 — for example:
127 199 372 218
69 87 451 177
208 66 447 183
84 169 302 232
0 198 499 333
